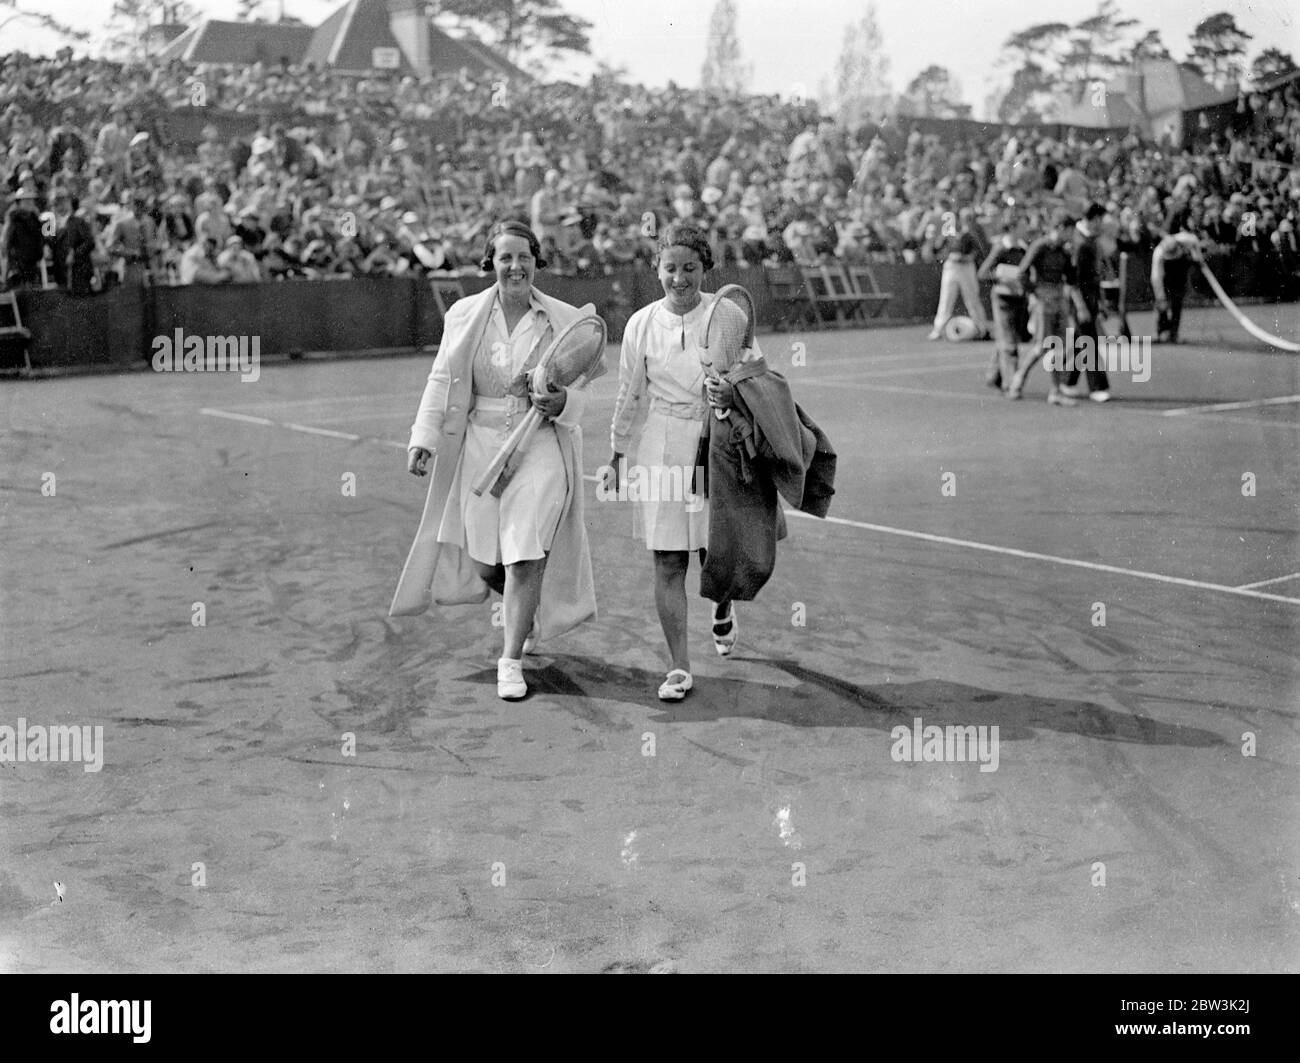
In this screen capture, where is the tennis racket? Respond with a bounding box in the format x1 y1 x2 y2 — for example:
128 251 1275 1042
472 314 608 498
699 284 755 420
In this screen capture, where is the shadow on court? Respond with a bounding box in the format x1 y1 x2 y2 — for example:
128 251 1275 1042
476 654 1226 748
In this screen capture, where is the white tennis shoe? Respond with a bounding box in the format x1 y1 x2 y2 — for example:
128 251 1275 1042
497 657 526 700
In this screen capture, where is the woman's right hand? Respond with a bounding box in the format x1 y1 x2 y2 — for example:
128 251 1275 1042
408 447 433 477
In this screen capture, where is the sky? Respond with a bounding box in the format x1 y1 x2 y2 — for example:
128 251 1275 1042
5 0 1297 118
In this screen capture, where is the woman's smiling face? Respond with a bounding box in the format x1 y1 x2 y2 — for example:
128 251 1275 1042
493 233 535 297
658 244 705 314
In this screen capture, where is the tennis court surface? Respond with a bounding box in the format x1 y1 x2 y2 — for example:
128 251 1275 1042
2 302 1297 972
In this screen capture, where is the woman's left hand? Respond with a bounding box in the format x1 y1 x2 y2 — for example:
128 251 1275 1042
705 375 734 410
531 382 568 418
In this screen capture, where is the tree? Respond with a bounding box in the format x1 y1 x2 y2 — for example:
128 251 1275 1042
996 61 1054 124
700 0 750 95
825 3 892 128
996 23 1069 122
1059 0 1137 87
1186 12 1253 89
103 0 198 60
434 0 593 66
591 58 629 85
1131 28 1170 62
1250 47 1297 84
236 0 262 21
0 0 91 44
900 65 970 118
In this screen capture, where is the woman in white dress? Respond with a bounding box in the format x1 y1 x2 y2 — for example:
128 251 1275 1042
395 220 600 700
603 223 759 700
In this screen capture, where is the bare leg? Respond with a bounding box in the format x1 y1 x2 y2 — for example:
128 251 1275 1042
653 550 690 674
502 556 546 659
472 560 506 597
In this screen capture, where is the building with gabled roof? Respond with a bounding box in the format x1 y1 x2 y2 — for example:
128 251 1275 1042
156 18 314 66
1050 59 1237 144
153 0 526 80
302 0 414 75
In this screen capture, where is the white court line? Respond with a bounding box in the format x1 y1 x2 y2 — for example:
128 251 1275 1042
1162 394 1300 416
215 392 414 412
288 410 414 424
799 378 988 401
281 422 362 441
577 472 1299 606
798 377 1300 428
848 362 985 379
198 409 275 426
1236 571 1300 590
203 407 405 447
777 510 1300 606
778 349 978 369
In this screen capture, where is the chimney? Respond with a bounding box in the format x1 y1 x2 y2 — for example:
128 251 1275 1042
387 0 431 76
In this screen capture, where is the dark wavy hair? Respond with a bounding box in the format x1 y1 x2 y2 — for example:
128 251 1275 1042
480 218 548 272
656 221 714 270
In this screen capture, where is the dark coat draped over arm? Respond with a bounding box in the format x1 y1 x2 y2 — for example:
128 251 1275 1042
699 359 836 603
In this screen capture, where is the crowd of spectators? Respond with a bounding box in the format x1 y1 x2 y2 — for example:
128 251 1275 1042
2 48 1298 296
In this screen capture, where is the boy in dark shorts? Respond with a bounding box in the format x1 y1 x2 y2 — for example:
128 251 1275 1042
977 213 1030 394
1008 210 1082 406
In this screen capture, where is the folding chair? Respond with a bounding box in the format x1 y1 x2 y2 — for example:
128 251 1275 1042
820 264 867 324
0 290 33 373
767 266 820 330
799 265 857 327
847 265 894 320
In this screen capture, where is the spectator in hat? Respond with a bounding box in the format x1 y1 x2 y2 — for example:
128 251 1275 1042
1 184 45 289
195 193 233 247
95 107 131 178
104 193 155 286
47 188 96 295
196 124 225 172
217 234 260 283
513 132 548 201
530 169 565 243
48 108 86 177
927 206 991 341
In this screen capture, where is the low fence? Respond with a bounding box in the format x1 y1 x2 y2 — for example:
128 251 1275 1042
9 248 1290 373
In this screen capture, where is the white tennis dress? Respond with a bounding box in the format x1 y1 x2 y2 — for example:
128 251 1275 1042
611 294 763 551
439 294 566 566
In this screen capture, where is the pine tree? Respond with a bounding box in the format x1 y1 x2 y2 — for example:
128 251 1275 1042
700 0 749 95
827 3 892 128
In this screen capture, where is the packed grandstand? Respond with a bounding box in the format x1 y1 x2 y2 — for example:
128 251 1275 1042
1 30 1298 298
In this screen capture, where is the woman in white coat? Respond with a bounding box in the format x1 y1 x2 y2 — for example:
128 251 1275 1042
391 219 602 700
